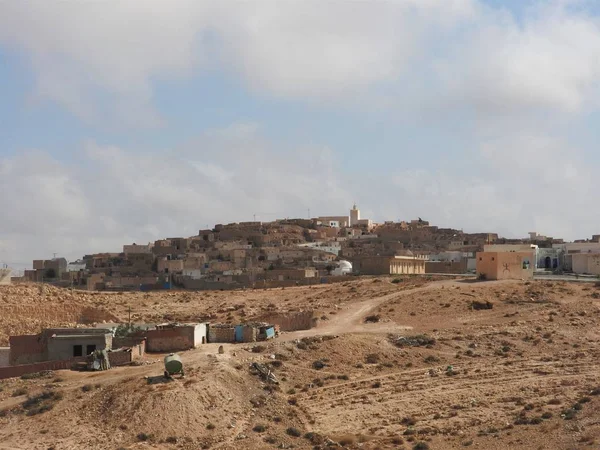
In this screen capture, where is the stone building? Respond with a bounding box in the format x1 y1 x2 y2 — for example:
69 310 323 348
476 251 534 280
9 328 112 365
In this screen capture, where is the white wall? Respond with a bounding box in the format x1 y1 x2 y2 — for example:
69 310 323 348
194 324 208 346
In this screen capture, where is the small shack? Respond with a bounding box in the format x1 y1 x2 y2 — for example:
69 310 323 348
144 323 208 352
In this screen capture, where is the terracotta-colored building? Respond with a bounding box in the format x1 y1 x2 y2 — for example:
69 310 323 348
476 251 534 280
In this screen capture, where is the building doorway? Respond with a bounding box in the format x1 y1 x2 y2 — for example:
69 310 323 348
545 256 552 269
73 345 83 357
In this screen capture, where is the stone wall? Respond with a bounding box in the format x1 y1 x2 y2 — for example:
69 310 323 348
145 328 195 352
108 351 133 366
0 357 86 380
257 311 315 332
208 326 235 343
9 335 45 365
0 348 9 367
425 260 467 274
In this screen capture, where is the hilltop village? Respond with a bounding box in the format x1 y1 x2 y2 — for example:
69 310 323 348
3 207 600 449
10 204 600 292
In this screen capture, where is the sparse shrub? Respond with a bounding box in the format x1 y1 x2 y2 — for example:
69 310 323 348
337 374 349 380
371 381 382 388
165 436 178 444
264 436 277 444
206 423 215 430
390 334 436 348
312 360 326 370
413 442 430 450
541 412 553 419
12 388 28 397
81 384 94 392
287 388 296 395
548 398 561 405
253 424 267 433
424 355 440 364
252 345 266 353
137 433 151 442
286 427 302 437
471 300 493 310
20 371 52 380
364 315 380 323
579 396 591 404
273 416 282 423
288 398 298 406
365 353 380 364
296 342 308 350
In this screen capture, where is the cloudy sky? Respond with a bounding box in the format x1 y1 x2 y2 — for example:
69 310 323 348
1 0 599 268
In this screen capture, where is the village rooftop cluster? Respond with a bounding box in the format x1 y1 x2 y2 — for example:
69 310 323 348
7 204 600 291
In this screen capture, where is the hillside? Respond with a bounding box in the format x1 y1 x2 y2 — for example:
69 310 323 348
1 278 600 449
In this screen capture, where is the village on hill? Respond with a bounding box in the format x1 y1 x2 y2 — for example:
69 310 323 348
2 206 600 449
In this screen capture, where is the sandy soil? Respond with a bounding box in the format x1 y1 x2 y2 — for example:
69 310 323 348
1 277 600 449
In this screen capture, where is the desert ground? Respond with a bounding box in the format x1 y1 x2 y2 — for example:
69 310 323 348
1 277 600 449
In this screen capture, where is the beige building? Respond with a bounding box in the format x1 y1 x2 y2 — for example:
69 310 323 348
390 256 427 275
572 253 600 275
123 243 153 255
476 251 534 280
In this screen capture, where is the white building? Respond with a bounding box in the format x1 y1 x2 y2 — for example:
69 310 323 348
332 260 353 276
297 242 341 256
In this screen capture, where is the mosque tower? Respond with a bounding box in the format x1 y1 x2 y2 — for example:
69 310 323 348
350 203 360 226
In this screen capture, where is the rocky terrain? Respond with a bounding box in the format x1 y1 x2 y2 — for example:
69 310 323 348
1 278 600 449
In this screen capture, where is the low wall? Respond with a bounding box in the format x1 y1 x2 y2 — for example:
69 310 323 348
425 260 467 274
108 351 133 366
112 337 146 360
0 348 9 367
257 311 315 332
208 326 235 343
9 335 45 366
0 357 86 380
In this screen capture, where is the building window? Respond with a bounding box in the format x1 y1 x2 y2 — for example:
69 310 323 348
73 345 83 357
479 257 482 261
86 344 97 355
491 257 495 261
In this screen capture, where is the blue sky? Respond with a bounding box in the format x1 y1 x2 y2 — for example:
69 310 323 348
1 0 600 267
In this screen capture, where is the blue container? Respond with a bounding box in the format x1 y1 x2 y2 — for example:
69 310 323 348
265 327 275 339
235 325 244 342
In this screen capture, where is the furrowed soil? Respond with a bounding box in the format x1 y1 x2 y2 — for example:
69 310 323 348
1 277 600 449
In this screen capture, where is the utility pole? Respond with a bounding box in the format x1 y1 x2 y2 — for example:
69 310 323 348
308 208 310 219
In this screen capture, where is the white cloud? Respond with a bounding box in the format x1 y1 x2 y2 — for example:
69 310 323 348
0 126 352 266
2 1 600 118
436 2 600 114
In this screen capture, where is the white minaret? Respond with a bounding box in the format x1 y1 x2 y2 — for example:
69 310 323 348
350 203 360 226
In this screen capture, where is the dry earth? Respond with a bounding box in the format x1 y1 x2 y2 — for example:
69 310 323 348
1 277 600 449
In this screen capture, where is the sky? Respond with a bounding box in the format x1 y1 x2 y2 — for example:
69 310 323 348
1 0 600 268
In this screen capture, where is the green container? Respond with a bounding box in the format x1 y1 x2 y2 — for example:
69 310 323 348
164 353 183 374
